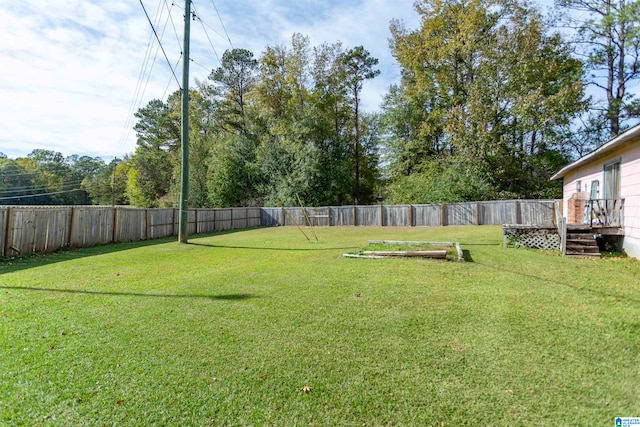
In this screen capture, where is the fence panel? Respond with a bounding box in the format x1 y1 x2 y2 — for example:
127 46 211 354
304 207 330 226
247 207 262 227
356 206 380 226
187 209 197 234
480 201 517 225
283 207 305 226
446 202 478 226
413 204 442 226
8 207 71 254
231 208 247 229
195 209 216 234
215 209 232 231
329 206 352 226
519 200 555 225
114 208 146 242
69 207 114 247
262 207 282 227
384 205 411 227
148 208 175 238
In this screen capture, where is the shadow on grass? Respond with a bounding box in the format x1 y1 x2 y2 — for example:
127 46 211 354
0 229 271 275
0 285 259 301
189 242 356 252
0 237 179 275
473 261 640 303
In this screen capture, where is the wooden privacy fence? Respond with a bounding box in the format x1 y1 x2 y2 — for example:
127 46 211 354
262 199 557 228
1 200 556 257
1 206 261 257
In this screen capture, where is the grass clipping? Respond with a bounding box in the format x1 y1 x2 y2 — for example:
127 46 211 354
344 240 464 261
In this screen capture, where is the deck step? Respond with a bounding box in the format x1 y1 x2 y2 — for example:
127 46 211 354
565 252 601 258
565 231 601 257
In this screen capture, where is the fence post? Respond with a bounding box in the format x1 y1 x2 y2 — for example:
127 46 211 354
111 207 118 243
560 217 567 256
67 207 76 248
476 202 481 225
145 209 150 240
515 200 522 225
353 205 357 226
3 207 12 257
409 205 414 227
440 204 446 226
380 205 384 226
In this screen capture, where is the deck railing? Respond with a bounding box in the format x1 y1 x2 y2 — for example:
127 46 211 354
586 198 624 228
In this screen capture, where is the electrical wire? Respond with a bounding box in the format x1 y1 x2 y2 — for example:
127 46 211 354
0 170 40 178
191 2 222 66
115 0 180 157
190 57 211 72
164 0 183 51
162 54 184 100
140 0 182 89
0 188 85 201
0 179 86 194
114 0 164 155
210 0 233 48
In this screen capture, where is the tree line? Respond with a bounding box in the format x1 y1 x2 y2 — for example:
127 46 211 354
2 0 639 207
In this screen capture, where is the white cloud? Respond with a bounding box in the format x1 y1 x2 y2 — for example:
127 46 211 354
0 0 420 160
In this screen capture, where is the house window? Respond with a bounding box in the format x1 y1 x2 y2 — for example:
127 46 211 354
576 180 582 193
603 160 621 200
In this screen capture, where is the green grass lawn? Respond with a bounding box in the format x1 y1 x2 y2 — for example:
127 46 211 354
1 225 638 426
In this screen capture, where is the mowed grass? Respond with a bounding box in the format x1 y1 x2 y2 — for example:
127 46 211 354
1 225 638 426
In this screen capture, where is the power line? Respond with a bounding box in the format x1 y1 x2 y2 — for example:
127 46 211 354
116 0 181 157
190 57 211 72
162 54 184 100
164 0 183 51
115 0 165 156
140 0 182 90
0 180 86 194
210 0 233 48
191 2 221 66
0 188 85 201
0 170 40 178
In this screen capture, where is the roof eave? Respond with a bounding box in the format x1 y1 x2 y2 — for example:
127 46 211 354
550 123 640 181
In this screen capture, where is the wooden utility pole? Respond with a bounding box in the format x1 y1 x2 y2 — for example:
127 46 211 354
178 0 191 244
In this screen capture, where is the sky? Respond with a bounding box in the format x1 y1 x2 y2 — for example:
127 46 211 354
0 0 424 160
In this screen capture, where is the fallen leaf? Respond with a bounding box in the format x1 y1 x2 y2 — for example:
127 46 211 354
301 386 312 393
116 399 124 405
259 374 267 380
61 331 67 336
505 389 514 394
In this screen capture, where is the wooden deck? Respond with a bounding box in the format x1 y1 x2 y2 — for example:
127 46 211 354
565 224 624 257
